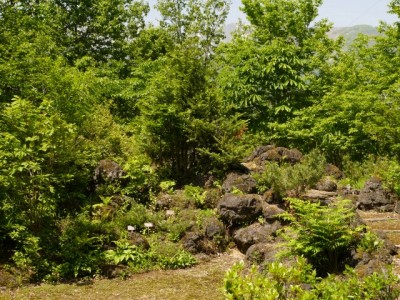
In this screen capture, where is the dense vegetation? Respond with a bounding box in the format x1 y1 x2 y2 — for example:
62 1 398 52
1 0 400 295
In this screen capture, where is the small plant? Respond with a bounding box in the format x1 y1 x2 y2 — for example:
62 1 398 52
184 185 207 208
358 230 384 254
280 198 360 275
105 240 149 266
159 180 176 194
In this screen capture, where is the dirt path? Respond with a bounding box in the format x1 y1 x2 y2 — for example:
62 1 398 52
1 250 245 300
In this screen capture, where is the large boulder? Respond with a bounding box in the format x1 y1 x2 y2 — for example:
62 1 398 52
222 172 257 194
233 221 281 253
218 194 263 226
357 177 399 212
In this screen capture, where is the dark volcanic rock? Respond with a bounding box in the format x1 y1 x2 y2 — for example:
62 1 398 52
182 232 204 254
246 243 280 265
94 159 126 184
222 172 257 194
233 222 281 253
358 177 399 212
218 194 263 225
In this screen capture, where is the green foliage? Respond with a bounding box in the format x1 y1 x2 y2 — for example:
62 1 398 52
151 241 196 270
184 185 207 208
105 240 149 265
281 198 360 275
358 230 384 254
224 259 400 300
256 149 326 196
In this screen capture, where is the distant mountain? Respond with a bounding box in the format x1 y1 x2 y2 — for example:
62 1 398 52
328 25 379 44
223 24 379 44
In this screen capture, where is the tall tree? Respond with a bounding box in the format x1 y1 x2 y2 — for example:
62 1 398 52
217 0 339 134
134 0 245 183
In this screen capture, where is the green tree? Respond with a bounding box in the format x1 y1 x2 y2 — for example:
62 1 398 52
217 0 339 134
134 0 246 183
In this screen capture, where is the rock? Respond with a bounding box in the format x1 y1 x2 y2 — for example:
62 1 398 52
94 160 126 184
155 193 174 210
182 232 204 254
357 177 399 211
315 177 338 192
246 243 280 265
204 218 225 239
222 172 257 194
233 222 281 253
259 147 303 164
245 145 275 162
203 188 222 209
302 189 338 205
127 232 150 250
218 194 263 226
262 204 285 223
325 164 344 179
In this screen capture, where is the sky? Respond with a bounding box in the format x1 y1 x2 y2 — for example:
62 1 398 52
146 0 398 27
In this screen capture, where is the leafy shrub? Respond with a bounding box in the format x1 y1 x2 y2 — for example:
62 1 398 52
151 241 196 270
56 213 109 279
224 259 400 300
281 198 360 275
358 230 384 254
257 149 326 196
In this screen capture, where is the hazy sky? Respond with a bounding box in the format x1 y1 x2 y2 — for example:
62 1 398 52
146 0 398 27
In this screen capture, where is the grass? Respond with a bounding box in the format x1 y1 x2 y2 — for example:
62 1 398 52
1 250 244 300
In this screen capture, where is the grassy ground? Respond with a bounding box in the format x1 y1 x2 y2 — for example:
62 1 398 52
1 250 244 300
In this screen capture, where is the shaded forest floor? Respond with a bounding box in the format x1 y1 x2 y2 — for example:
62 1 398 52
1 250 244 300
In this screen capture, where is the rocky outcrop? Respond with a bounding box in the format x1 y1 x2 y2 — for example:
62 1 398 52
244 145 303 173
218 194 263 226
233 221 281 253
222 172 257 194
357 177 399 212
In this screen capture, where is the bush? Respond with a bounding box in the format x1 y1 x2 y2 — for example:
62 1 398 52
224 259 400 300
257 149 326 196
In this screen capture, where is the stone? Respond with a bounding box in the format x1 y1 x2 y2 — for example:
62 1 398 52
182 232 204 254
324 164 344 179
315 177 338 192
127 232 150 250
94 160 126 184
222 172 257 194
204 218 225 239
233 222 281 253
262 204 285 223
246 243 280 265
358 177 399 211
218 194 263 226
302 189 338 205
